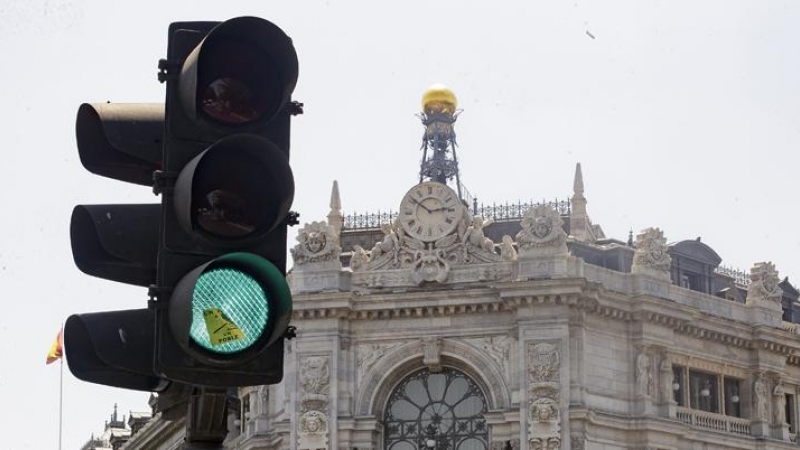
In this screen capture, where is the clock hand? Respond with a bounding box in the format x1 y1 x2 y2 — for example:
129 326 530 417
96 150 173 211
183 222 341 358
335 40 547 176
411 199 433 213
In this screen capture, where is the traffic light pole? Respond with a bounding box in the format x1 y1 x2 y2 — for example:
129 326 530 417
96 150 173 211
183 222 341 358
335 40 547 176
180 387 230 450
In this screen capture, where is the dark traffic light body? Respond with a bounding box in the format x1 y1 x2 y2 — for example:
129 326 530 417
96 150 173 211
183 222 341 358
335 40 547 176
66 16 298 392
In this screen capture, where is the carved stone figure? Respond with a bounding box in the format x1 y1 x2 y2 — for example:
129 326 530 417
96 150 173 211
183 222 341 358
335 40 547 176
773 381 786 425
349 245 369 271
529 397 561 450
659 356 673 403
463 216 495 252
571 436 586 450
291 221 342 266
635 352 653 396
747 262 783 305
298 410 329 450
753 373 769 421
631 227 671 275
516 205 568 256
370 222 400 264
499 235 518 261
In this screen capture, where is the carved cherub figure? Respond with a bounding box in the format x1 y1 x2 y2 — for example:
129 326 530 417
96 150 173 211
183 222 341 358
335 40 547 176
370 222 400 263
463 216 495 253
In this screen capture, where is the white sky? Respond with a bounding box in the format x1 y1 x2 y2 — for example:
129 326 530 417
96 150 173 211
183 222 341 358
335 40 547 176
1 1 799 449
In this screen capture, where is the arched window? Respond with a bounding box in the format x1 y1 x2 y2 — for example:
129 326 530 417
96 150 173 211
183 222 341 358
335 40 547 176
384 368 488 450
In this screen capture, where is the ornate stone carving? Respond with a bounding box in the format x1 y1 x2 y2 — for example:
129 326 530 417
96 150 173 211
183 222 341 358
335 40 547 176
753 372 769 421
570 435 585 450
528 343 561 449
516 205 568 257
422 337 443 372
747 262 783 306
464 336 511 374
298 356 331 449
631 227 671 276
635 351 653 397
291 221 342 267
351 208 501 286
356 342 403 382
509 438 520 450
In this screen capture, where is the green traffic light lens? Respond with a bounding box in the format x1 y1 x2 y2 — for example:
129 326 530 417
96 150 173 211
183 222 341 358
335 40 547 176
189 267 269 354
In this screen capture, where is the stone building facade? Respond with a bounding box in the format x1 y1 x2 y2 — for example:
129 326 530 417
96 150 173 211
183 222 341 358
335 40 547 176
121 164 800 450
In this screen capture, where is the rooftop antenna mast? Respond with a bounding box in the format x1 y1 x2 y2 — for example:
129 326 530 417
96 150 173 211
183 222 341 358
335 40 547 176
417 84 466 200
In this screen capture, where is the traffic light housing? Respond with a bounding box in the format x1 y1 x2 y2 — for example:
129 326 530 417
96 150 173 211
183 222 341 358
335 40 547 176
154 17 298 387
65 103 165 391
66 16 298 391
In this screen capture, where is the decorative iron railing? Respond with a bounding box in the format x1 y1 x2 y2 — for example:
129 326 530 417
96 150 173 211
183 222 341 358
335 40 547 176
473 198 571 222
676 407 751 436
715 265 751 286
342 210 399 230
342 197 571 230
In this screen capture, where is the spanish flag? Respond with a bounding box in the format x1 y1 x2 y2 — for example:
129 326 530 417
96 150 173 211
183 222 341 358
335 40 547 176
46 327 64 365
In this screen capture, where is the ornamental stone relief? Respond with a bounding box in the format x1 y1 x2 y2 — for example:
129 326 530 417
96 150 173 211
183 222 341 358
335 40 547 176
291 221 342 268
631 227 671 277
747 262 783 306
298 356 332 450
463 335 512 377
527 342 561 450
355 342 403 383
350 209 503 286
516 205 568 257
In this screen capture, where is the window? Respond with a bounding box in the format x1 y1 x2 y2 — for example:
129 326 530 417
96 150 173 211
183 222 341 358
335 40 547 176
384 368 488 450
673 366 685 406
786 393 795 432
723 378 741 417
689 370 718 413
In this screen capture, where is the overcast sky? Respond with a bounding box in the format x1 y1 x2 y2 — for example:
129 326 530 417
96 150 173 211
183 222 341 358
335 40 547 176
1 1 799 449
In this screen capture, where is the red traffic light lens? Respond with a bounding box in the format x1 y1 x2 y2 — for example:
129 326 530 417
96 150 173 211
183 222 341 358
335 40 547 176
197 41 282 125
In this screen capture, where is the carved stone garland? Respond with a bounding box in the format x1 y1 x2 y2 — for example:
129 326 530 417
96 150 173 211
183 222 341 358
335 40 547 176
298 356 331 450
528 343 561 450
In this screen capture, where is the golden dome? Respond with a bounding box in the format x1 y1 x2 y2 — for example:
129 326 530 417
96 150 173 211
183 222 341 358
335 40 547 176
421 84 457 113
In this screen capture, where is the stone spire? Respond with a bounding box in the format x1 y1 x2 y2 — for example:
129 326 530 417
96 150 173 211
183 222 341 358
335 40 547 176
569 163 592 242
573 162 584 197
326 180 343 235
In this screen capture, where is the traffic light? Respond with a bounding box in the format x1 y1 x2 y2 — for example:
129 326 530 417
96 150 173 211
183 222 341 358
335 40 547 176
153 16 298 387
65 103 166 391
66 16 298 391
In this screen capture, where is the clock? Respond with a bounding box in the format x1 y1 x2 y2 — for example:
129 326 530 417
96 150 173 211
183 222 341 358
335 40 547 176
398 181 462 242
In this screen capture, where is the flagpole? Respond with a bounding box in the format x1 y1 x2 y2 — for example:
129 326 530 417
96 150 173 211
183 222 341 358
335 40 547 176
59 334 64 450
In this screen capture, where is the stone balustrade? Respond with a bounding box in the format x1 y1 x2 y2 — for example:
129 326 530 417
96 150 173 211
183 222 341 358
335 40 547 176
676 407 751 436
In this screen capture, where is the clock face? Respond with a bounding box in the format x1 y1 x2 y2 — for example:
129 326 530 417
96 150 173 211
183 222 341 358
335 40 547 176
398 182 462 242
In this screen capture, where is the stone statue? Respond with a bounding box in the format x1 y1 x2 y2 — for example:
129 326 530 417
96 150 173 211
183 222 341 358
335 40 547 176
370 222 400 264
635 352 652 396
462 216 495 253
773 381 786 425
349 245 369 271
753 373 769 421
499 235 518 261
659 356 673 403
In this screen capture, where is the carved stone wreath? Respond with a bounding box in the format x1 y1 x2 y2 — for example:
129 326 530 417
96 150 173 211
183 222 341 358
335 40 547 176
516 205 567 254
632 227 671 272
